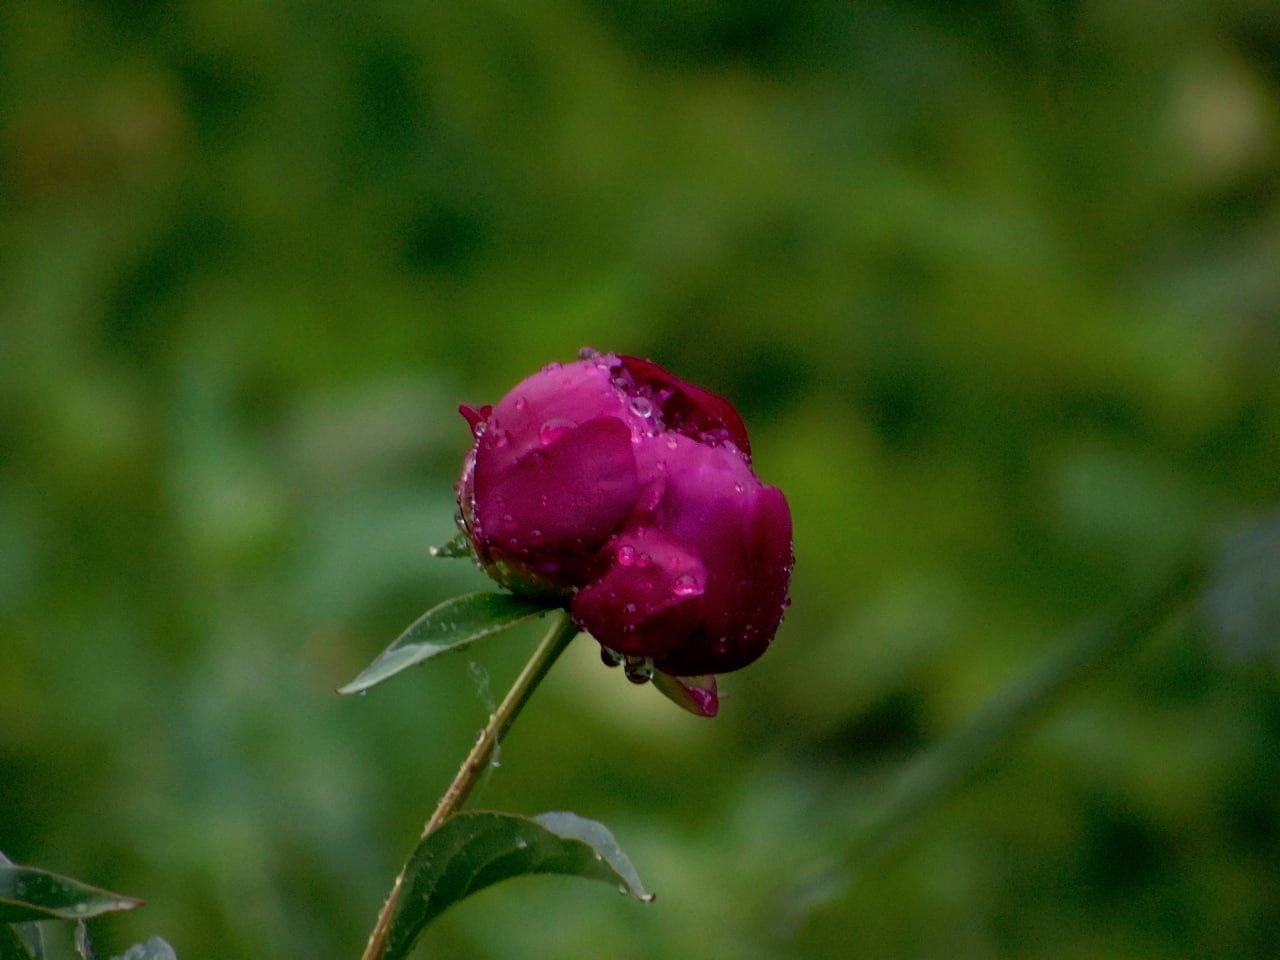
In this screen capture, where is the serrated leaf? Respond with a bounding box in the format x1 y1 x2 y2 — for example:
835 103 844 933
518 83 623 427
0 865 142 924
428 530 472 559
109 937 177 960
338 592 560 695
384 810 653 960
108 942 176 960
0 924 35 960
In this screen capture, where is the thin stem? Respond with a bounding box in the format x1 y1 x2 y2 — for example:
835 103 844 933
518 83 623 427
360 611 579 960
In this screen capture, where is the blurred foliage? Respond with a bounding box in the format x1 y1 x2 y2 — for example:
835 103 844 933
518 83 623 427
2 1 1279 958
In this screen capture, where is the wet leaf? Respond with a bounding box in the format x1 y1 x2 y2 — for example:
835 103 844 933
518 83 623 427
110 938 177 960
338 592 559 695
384 810 653 960
428 530 472 558
0 865 142 924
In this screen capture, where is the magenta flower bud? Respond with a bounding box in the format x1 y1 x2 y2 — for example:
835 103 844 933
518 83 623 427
455 351 793 681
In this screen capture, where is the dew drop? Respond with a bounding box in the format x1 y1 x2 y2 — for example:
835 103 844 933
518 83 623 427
514 396 528 412
629 396 653 418
672 574 699 597
636 552 652 568
600 646 624 668
616 544 637 566
624 657 654 684
539 418 574 446
578 346 601 360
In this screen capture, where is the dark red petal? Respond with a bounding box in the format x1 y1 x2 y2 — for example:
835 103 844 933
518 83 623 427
654 483 792 676
618 355 751 455
572 528 707 659
473 416 639 571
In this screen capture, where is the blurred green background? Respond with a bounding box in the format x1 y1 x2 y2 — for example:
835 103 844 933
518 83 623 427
3 1 1280 957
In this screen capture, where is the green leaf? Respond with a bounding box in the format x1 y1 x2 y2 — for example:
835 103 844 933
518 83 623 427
0 865 142 924
338 592 560 695
0 924 35 960
428 530 472 559
110 937 177 960
384 810 653 960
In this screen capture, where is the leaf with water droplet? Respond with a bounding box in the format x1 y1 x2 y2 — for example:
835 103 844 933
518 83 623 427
428 530 472 559
382 810 653 960
338 592 560 695
0 862 143 923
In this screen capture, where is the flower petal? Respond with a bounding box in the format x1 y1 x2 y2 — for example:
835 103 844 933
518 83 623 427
652 672 719 717
619 355 752 455
473 416 639 588
572 528 707 659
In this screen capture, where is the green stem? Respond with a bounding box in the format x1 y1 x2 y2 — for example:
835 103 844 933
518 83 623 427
360 611 579 960
780 550 1210 929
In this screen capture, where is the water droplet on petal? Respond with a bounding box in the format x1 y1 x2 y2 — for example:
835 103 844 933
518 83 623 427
514 397 528 412
622 602 637 616
616 544 636 566
624 657 654 684
600 646 624 667
672 574 699 597
539 418 574 445
629 396 653 418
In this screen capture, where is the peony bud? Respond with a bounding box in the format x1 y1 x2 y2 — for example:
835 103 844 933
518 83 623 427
455 351 792 680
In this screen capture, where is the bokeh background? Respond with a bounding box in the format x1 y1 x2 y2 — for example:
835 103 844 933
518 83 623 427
3 2 1280 957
